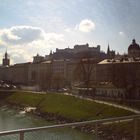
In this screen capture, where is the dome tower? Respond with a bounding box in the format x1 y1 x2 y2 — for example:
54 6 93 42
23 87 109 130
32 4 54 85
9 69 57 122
128 39 140 58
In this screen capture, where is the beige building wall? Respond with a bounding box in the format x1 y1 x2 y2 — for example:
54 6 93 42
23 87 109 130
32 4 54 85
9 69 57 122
0 59 95 88
96 60 140 85
0 63 29 84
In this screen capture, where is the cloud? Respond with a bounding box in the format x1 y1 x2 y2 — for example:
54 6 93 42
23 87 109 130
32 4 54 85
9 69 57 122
9 48 32 64
0 26 64 64
76 19 95 32
0 26 45 45
64 28 72 32
0 40 7 48
45 33 64 42
119 31 125 36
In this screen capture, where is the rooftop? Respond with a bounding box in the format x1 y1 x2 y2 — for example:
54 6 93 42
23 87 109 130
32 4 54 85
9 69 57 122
98 57 140 64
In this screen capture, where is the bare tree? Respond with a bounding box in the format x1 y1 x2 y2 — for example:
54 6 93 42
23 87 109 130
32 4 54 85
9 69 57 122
73 58 96 88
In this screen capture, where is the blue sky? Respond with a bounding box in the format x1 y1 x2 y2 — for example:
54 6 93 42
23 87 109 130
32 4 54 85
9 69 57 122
0 0 140 63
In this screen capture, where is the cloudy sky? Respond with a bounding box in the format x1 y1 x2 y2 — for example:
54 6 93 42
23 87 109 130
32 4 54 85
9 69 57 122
0 0 140 64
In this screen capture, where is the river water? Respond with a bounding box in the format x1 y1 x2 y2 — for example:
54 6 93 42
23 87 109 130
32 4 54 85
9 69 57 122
0 106 101 140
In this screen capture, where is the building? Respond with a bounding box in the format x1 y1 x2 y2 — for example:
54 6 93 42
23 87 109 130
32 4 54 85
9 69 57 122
96 57 140 99
33 53 45 63
51 43 108 61
94 39 140 99
2 51 10 66
128 39 140 58
0 62 30 84
27 59 78 90
107 44 115 59
95 84 125 99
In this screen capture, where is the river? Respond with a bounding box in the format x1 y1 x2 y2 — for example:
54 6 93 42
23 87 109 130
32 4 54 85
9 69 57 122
0 106 101 140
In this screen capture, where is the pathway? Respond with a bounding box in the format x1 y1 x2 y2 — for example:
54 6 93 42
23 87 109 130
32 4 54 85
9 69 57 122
93 99 140 114
64 93 140 114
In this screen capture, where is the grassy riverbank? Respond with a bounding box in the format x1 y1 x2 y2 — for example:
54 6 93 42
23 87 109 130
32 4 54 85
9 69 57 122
0 90 134 121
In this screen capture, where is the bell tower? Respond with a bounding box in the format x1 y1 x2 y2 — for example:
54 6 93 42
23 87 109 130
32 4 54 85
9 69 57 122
2 51 10 66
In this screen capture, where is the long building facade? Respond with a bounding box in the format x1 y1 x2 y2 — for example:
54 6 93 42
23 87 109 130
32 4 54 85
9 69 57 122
0 55 79 90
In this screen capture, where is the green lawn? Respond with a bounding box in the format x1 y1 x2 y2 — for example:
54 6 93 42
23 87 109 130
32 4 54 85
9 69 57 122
0 90 134 121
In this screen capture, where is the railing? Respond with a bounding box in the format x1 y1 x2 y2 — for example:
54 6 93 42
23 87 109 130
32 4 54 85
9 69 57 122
0 114 140 140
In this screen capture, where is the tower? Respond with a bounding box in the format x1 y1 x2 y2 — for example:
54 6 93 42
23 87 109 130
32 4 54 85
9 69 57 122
128 39 140 58
33 53 45 63
107 44 115 59
2 51 10 66
107 44 110 55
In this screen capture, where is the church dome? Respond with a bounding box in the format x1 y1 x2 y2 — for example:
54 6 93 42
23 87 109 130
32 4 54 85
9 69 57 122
128 39 140 51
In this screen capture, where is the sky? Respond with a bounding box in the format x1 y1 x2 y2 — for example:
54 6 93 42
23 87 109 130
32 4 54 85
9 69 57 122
0 0 140 64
